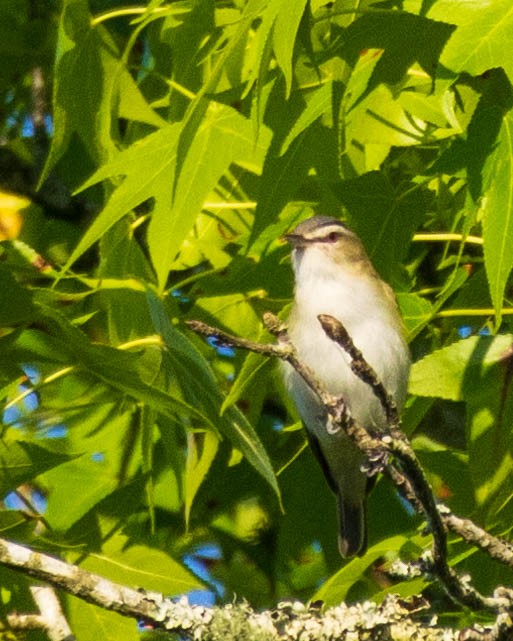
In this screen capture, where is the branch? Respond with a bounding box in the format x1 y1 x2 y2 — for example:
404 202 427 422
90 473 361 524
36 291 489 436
7 586 74 641
0 536 468 641
186 314 513 614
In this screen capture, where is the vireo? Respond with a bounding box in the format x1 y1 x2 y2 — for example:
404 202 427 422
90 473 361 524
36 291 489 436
283 215 410 557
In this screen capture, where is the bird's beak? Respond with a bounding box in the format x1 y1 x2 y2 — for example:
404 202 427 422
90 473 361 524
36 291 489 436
282 233 306 247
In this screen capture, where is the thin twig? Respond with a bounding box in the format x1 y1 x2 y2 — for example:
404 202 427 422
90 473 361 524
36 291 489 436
440 507 513 568
317 314 401 432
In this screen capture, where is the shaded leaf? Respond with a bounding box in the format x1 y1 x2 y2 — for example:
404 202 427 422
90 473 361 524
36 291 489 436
397 292 434 340
339 12 455 88
0 438 72 496
280 80 332 155
250 126 315 245
334 173 429 282
221 351 271 415
146 291 281 503
42 0 162 184
0 265 36 325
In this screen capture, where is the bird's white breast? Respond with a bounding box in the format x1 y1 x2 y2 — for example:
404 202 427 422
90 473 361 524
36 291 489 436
284 248 410 432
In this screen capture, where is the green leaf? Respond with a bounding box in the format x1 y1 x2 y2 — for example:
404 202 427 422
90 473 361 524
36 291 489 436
245 0 281 96
146 292 281 503
69 104 270 287
117 69 167 129
272 0 309 97
44 455 120 531
66 123 181 271
67 596 140 641
76 532 203 594
340 12 455 86
482 111 513 325
184 431 219 529
334 173 429 282
425 0 513 82
250 126 315 246
409 334 513 401
397 293 434 340
312 535 410 606
0 438 72 496
221 351 271 415
42 0 164 184
280 80 332 155
341 48 447 172
462 340 513 511
0 265 36 325
35 305 215 425
148 103 271 289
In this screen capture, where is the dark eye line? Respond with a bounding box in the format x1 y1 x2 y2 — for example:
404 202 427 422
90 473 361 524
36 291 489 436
322 231 341 243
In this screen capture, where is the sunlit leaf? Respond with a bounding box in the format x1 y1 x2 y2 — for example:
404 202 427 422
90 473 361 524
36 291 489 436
185 431 219 529
409 335 513 401
148 103 271 289
76 532 203 594
424 0 513 82
482 111 513 325
272 0 309 97
67 596 140 641
313 535 411 606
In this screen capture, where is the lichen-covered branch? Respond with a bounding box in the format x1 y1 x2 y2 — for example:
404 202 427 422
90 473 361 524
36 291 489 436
0 535 464 641
7 586 74 641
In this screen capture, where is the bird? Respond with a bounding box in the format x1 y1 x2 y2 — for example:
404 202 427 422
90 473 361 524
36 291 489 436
282 215 410 557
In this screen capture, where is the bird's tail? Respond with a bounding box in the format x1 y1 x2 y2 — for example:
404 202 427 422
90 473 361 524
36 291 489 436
337 495 367 558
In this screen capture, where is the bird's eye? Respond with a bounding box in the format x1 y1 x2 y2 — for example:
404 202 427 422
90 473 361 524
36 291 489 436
326 231 340 242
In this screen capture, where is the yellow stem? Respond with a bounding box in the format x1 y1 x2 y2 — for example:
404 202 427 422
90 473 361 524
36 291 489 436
164 79 197 101
436 308 513 318
276 439 308 477
118 336 164 350
4 366 75 411
91 6 167 27
4 337 163 411
203 201 257 210
413 232 483 245
131 214 151 231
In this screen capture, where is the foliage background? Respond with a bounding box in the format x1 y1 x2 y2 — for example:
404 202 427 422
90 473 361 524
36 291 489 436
1 0 513 637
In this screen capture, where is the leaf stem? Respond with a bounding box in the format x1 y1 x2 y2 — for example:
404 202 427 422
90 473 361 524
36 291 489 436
437 308 513 318
4 366 75 411
118 336 164 350
203 201 257 210
413 232 483 245
3 337 163 412
91 6 167 27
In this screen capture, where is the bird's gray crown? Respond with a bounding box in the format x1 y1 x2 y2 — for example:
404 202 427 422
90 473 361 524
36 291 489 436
289 215 351 239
